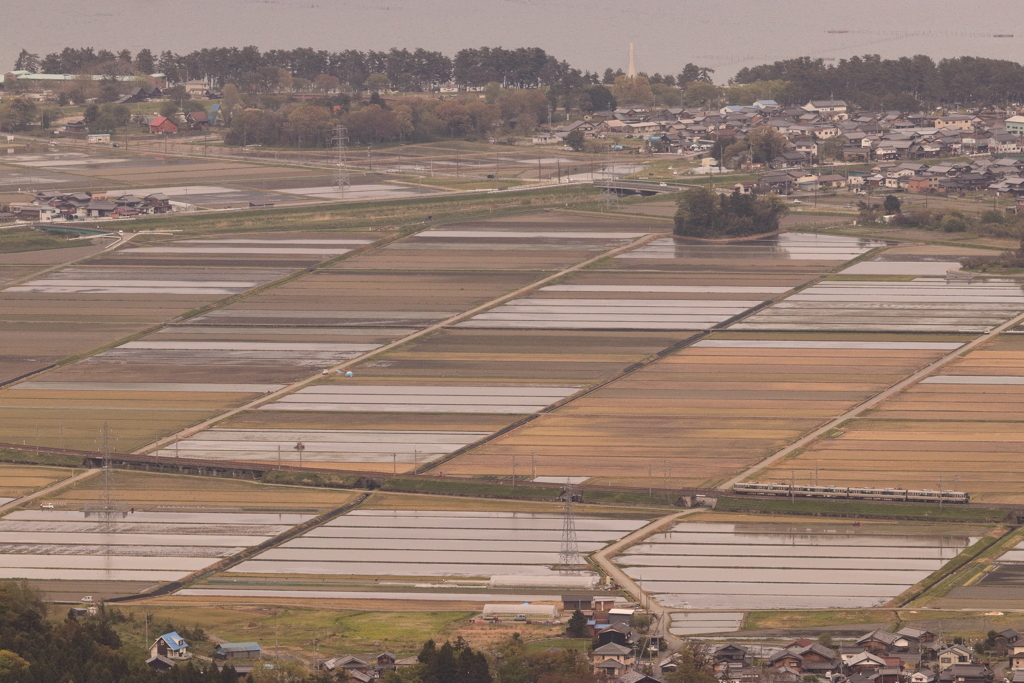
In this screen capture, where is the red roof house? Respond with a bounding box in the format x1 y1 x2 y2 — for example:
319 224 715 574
149 116 178 134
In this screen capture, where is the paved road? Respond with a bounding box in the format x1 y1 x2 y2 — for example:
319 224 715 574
0 468 100 515
592 509 703 651
137 231 666 454
718 310 1024 491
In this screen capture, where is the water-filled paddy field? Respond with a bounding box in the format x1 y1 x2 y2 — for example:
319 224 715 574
616 520 975 610
226 509 646 579
0 509 311 582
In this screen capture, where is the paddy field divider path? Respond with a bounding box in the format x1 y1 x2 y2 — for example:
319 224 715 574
718 310 1024 491
0 467 100 515
592 509 702 651
136 231 666 455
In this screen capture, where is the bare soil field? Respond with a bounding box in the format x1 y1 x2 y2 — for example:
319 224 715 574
0 464 73 498
764 334 1024 502
445 337 952 486
351 329 689 383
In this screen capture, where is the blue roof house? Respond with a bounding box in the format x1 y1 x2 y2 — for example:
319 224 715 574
149 631 190 661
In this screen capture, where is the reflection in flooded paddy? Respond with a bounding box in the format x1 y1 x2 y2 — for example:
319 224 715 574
230 510 645 579
619 521 972 610
0 511 308 582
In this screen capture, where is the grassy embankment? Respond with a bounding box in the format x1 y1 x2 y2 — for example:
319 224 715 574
716 496 1008 524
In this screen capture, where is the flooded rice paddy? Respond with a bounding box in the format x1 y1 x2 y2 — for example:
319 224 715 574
733 280 1024 332
0 510 311 582
669 612 745 636
259 385 580 413
618 233 887 261
129 237 373 257
153 428 490 464
459 283 775 331
617 521 973 610
228 510 646 579
4 266 289 296
842 260 964 276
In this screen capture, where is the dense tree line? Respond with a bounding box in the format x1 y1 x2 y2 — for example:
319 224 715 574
674 187 788 238
222 87 552 147
13 45 713 101
733 54 1024 109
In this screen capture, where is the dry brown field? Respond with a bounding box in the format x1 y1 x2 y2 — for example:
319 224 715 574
444 335 954 486
0 464 74 498
352 329 689 383
761 334 1024 502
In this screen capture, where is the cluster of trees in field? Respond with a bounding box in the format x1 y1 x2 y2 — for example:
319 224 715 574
674 187 789 238
733 54 1024 109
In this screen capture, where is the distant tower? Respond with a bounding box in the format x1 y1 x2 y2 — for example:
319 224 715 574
559 480 584 575
628 43 636 79
333 125 350 197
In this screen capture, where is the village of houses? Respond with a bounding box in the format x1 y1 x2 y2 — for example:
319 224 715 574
5 68 1024 223
550 99 1024 200
132 590 1024 683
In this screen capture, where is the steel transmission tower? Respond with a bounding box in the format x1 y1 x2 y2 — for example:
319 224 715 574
333 125 350 199
559 480 584 574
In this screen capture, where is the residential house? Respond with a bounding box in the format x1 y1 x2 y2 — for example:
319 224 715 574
562 595 593 611
771 151 809 168
1006 116 1024 135
618 672 663 683
144 193 173 213
149 632 190 662
996 630 1020 650
148 116 178 134
912 672 938 683
758 170 798 195
714 644 749 666
937 645 974 670
597 119 628 134
598 623 633 647
803 100 849 119
733 181 758 195
591 642 634 675
184 80 211 96
816 174 846 189
769 643 841 675
933 114 978 131
186 111 210 129
938 664 993 683
847 652 889 673
214 643 261 660
1009 642 1024 669
594 658 629 677
324 655 369 674
375 652 397 672
908 176 939 193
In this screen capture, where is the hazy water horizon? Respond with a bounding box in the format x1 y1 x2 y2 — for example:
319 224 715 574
4 0 1024 85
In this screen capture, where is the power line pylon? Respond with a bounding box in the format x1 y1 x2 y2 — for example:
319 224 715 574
559 480 584 575
333 125 350 199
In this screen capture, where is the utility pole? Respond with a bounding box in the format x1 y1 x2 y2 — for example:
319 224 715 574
294 441 305 468
511 455 516 488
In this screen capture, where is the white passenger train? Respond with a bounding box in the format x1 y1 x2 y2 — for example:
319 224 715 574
733 481 969 504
